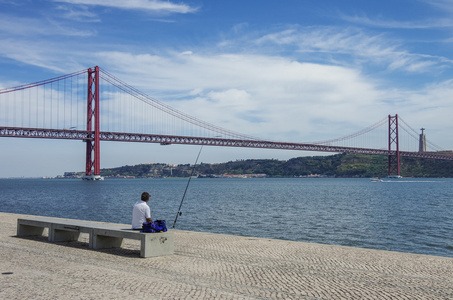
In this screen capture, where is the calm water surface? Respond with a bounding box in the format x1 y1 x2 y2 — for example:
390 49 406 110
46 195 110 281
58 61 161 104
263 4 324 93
1 177 452 257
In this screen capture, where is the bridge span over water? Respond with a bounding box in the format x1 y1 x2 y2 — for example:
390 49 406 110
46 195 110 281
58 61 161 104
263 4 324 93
1 67 452 179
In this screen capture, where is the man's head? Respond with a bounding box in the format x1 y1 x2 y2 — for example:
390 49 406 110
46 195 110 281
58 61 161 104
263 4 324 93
141 192 150 202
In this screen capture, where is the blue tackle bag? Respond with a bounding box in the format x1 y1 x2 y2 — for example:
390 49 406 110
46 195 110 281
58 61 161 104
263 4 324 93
141 220 167 233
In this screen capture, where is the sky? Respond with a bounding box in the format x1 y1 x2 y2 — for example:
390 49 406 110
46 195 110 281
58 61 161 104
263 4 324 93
1 0 453 177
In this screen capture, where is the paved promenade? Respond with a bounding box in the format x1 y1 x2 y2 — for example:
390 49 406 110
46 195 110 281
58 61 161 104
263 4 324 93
1 212 452 299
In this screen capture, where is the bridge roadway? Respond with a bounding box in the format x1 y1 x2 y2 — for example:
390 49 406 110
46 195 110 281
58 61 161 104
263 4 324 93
1 126 453 160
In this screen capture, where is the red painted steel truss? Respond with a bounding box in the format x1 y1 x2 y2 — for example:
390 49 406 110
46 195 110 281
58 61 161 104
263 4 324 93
85 66 100 177
2 126 452 161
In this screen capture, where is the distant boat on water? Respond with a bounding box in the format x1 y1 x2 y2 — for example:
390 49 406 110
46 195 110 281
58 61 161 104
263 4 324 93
82 175 104 181
370 177 383 182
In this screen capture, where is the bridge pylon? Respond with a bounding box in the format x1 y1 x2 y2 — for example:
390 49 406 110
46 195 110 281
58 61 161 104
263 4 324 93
83 66 102 180
388 114 401 178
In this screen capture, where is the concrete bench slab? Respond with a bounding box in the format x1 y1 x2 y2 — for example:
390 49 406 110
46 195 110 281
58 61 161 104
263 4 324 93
17 216 174 258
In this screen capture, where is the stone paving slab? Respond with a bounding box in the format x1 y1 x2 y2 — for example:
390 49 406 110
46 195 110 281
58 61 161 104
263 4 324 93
1 212 453 299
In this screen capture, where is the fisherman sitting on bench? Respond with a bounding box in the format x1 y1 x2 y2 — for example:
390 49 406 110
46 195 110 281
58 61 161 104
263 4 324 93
132 192 152 230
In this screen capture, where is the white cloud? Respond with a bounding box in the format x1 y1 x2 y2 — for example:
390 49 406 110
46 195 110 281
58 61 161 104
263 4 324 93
340 13 453 29
179 51 193 56
0 38 79 72
93 51 388 142
90 48 453 151
0 14 95 37
55 5 101 22
422 0 453 13
53 0 198 14
255 26 453 73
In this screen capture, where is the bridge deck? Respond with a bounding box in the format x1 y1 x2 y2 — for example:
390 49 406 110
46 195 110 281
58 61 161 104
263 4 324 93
1 126 452 160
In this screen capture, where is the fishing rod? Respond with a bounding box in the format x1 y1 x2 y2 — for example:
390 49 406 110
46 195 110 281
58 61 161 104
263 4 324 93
172 145 203 229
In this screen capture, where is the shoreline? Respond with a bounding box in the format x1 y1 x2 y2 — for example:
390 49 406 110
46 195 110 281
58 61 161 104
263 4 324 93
3 176 453 179
1 212 453 299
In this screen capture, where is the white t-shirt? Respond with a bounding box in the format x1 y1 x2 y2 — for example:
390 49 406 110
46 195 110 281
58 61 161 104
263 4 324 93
132 200 151 229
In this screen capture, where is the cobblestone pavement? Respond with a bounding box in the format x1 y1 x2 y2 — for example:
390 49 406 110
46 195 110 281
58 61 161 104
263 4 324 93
1 212 453 299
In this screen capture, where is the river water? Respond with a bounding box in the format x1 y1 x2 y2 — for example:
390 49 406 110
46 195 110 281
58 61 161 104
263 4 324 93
1 177 452 257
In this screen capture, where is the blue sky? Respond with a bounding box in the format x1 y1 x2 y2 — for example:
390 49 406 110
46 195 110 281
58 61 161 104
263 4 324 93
1 0 453 177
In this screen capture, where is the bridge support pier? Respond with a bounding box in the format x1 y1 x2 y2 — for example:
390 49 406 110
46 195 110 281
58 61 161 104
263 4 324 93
83 66 102 181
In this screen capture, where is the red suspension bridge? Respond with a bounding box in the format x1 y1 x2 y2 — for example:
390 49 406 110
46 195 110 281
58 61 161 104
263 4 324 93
1 66 452 179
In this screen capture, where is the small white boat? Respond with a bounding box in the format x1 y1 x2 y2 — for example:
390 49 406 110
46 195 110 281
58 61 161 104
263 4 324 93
370 177 383 182
82 175 104 181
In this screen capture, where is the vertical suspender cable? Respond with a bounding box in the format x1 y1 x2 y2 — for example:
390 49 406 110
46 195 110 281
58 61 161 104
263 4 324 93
50 82 52 128
57 80 60 128
63 79 66 129
28 88 31 127
36 86 38 127
70 76 72 128
21 89 24 128
12 90 15 126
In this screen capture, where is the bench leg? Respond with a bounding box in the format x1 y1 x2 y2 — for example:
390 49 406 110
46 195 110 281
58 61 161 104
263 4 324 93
91 234 123 250
49 227 81 242
17 224 45 237
141 232 174 258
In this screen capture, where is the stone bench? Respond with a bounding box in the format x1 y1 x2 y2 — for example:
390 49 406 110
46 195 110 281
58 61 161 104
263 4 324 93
17 216 174 258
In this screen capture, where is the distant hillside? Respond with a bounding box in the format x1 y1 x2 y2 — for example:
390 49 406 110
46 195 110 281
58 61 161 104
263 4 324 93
92 153 453 178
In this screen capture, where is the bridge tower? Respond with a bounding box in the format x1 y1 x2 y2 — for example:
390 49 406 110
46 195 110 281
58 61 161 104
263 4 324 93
388 114 401 178
83 66 102 180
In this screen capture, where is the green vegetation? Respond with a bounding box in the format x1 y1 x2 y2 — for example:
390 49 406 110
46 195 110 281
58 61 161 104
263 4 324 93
92 153 453 178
